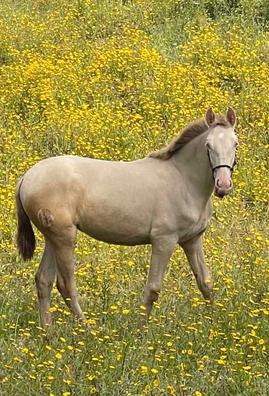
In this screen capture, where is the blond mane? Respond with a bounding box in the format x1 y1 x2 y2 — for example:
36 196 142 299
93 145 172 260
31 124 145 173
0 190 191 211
149 116 229 160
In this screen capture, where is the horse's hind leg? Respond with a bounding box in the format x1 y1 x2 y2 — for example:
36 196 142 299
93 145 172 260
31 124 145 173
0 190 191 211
181 234 213 302
35 240 56 329
52 225 84 321
56 269 84 320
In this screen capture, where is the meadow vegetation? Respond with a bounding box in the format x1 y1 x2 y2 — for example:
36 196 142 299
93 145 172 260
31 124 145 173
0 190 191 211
0 0 269 394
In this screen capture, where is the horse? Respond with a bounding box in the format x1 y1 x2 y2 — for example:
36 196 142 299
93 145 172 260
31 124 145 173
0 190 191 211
15 107 238 329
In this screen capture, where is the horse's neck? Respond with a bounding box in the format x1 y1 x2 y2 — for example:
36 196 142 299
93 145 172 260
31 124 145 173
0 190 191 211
172 131 214 201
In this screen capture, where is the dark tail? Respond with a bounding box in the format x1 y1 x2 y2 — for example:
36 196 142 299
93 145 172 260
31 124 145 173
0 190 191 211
15 179 36 261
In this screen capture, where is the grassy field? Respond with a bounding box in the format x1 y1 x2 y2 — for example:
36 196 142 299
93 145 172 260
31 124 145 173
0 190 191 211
0 0 269 395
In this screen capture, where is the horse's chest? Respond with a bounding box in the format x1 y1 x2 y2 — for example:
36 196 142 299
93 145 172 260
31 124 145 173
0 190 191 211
176 204 212 243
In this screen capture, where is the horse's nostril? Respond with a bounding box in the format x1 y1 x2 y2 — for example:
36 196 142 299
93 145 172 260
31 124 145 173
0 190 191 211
216 178 221 187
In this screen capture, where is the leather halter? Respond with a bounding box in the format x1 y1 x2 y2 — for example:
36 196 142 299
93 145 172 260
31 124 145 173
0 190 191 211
207 149 236 178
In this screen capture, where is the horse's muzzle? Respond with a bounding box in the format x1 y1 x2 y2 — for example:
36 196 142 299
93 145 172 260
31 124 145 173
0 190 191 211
214 167 233 198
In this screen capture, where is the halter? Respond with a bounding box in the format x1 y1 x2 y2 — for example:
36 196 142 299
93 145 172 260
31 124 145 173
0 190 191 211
207 149 236 178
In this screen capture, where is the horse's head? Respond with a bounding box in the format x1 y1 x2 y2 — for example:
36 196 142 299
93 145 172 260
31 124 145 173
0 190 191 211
205 107 238 198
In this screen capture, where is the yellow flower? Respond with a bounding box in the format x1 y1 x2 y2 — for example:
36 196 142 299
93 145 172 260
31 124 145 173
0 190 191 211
140 365 148 375
167 385 177 395
153 379 160 387
143 384 151 393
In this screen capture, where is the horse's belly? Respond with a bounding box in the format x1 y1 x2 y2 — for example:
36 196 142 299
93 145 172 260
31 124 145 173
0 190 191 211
77 207 151 246
78 222 150 245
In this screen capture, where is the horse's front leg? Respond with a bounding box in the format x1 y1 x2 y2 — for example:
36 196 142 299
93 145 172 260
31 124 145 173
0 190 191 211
181 234 213 302
142 235 177 323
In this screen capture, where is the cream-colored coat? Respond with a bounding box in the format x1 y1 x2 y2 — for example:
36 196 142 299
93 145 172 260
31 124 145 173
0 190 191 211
16 108 237 328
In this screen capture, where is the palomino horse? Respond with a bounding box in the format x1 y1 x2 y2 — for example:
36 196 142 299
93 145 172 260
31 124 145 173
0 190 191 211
16 108 238 329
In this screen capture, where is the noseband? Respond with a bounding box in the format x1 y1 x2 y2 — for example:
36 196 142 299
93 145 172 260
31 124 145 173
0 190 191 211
207 149 236 178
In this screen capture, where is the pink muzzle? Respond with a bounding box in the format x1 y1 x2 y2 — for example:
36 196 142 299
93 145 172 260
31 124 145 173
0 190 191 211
214 167 233 198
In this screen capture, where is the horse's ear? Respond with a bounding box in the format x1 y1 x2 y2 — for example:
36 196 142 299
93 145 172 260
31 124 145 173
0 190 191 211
226 107 236 126
205 108 215 126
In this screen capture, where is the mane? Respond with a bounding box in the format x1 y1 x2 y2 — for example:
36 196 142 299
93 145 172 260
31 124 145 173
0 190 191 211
149 115 229 160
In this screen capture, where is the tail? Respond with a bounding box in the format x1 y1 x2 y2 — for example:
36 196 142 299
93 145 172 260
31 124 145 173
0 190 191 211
15 178 36 261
